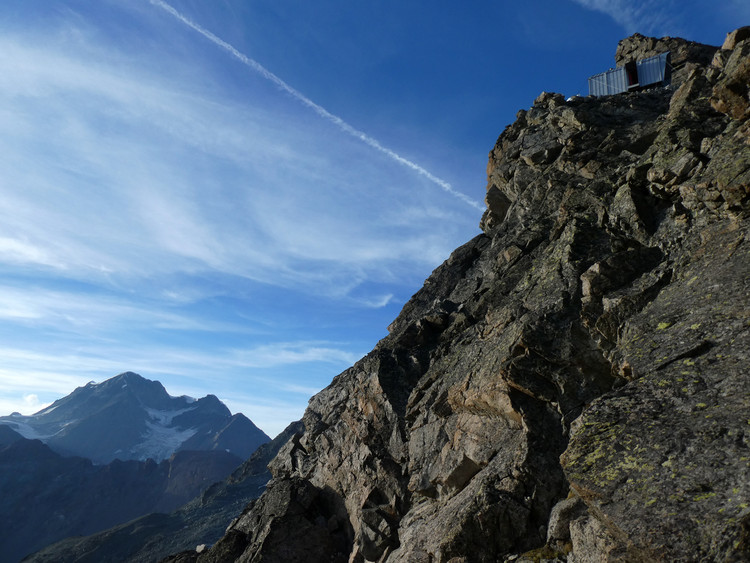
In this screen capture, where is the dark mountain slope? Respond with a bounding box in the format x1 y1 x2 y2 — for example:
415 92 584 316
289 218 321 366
0 437 240 563
177 28 750 562
25 422 303 563
0 372 270 562
0 424 23 446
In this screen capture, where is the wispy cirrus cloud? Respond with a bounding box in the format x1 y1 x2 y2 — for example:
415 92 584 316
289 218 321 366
0 284 247 333
149 0 484 212
224 342 361 369
0 337 359 430
0 340 358 384
570 0 679 35
0 32 476 296
0 2 483 436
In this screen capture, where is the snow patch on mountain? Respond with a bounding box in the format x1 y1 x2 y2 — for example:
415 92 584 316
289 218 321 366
2 417 68 440
144 406 196 425
132 421 197 462
2 419 44 440
36 404 59 416
121 406 200 461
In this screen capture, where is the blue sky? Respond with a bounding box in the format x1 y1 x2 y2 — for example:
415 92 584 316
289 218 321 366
0 0 745 437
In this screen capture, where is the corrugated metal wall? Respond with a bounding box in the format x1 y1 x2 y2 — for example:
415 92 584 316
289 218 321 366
588 67 628 96
636 52 671 89
588 51 671 96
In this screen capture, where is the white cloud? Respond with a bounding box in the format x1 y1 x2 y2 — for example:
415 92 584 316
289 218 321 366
0 3 483 438
23 394 40 408
149 0 484 212
0 284 245 334
220 396 308 438
0 343 349 436
570 0 679 35
357 293 395 309
0 360 101 416
0 351 128 384
279 383 328 396
0 31 477 300
225 342 361 369
0 338 359 391
0 398 49 417
0 237 63 269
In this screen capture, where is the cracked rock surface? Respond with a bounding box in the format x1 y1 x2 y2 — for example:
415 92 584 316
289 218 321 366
177 29 750 563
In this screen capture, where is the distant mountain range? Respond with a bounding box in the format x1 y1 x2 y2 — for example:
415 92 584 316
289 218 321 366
0 372 271 562
25 421 304 563
0 371 269 464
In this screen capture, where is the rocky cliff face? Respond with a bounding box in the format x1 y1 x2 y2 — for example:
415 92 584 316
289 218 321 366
176 29 750 563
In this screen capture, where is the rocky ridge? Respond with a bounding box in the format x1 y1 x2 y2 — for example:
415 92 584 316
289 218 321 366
173 29 749 562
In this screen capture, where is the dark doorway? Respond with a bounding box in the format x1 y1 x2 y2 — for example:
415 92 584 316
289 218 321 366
625 60 639 88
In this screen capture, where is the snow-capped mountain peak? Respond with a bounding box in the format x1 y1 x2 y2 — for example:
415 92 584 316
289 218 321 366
0 372 269 464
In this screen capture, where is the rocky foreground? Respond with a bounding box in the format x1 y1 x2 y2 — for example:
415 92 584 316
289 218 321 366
169 29 750 562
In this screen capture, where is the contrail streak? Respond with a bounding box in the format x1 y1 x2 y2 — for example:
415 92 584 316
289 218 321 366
149 0 484 211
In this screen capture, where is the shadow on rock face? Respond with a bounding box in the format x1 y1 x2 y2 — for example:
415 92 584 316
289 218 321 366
197 477 354 563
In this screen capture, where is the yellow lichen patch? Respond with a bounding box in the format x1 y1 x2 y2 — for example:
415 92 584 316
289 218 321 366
582 443 609 466
690 323 701 330
657 321 673 330
519 545 568 562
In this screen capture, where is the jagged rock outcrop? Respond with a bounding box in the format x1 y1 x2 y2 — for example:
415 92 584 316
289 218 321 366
613 33 717 86
172 29 749 563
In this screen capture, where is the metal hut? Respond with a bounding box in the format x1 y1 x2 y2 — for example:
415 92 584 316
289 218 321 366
588 52 672 96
